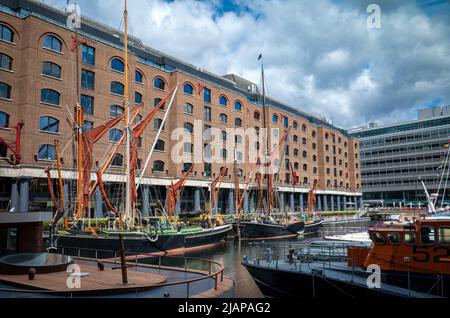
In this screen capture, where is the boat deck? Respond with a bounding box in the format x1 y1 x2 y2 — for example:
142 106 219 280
0 259 167 294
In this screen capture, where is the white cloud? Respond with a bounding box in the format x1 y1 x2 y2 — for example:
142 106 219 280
46 0 450 128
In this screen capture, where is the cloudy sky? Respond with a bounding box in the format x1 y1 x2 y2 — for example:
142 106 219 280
44 0 450 129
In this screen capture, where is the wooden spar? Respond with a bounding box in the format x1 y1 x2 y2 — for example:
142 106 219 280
75 103 84 220
307 179 320 218
54 140 68 229
237 176 251 216
88 106 143 197
210 167 227 216
123 0 133 228
233 159 240 216
260 57 271 216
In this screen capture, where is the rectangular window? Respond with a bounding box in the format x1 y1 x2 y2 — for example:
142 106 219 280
81 94 94 115
204 106 211 122
438 227 450 245
204 163 212 177
420 227 435 245
204 125 212 141
204 88 211 103
82 44 95 65
81 69 95 90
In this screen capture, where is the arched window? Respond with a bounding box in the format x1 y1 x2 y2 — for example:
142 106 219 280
39 116 59 132
221 148 227 160
184 142 193 153
112 153 123 166
302 138 307 145
183 83 194 95
184 122 194 134
312 143 317 150
109 128 123 142
154 98 165 109
254 111 260 120
234 101 242 111
43 34 62 52
110 105 123 118
0 53 12 71
303 164 308 171
0 111 9 128
272 114 278 123
313 167 318 173
0 24 14 42
293 148 299 156
154 118 164 130
293 135 298 143
38 144 56 160
42 62 61 79
0 82 11 99
154 77 166 90
293 121 298 129
135 92 142 104
235 117 242 127
303 177 308 185
183 103 193 114
135 70 143 83
219 113 228 124
221 131 227 141
111 58 124 73
238 168 243 177
219 95 228 107
155 139 165 151
325 132 329 139
302 124 307 132
313 155 317 161
302 151 307 158
153 160 165 172
110 81 124 96
312 130 316 138
294 162 299 170
40 88 60 105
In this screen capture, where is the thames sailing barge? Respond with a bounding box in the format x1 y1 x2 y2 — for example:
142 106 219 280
45 0 231 255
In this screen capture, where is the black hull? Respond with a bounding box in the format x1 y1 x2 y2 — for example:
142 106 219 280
243 263 448 298
55 225 231 257
233 221 304 240
304 219 324 234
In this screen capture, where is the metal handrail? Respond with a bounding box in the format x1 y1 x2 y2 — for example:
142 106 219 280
0 246 227 298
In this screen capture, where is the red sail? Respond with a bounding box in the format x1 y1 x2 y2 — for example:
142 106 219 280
289 162 298 186
129 85 177 209
167 165 193 217
81 115 124 211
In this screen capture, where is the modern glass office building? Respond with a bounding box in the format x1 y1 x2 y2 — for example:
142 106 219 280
349 106 450 207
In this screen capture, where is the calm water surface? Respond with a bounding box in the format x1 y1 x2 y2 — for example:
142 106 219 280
185 220 375 298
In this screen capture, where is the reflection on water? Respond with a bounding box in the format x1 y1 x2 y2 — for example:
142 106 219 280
185 220 375 298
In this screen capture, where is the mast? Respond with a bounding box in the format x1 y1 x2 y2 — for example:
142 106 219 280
260 56 271 216
54 140 68 229
123 0 133 228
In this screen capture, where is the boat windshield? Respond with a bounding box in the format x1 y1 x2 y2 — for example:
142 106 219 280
420 227 435 245
371 232 385 244
404 232 416 245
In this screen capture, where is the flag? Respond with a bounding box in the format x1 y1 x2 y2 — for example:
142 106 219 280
258 54 262 61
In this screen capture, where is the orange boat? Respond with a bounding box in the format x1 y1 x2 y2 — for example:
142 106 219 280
243 218 449 298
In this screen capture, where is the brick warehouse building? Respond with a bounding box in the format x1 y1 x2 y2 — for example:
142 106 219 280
0 0 361 220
